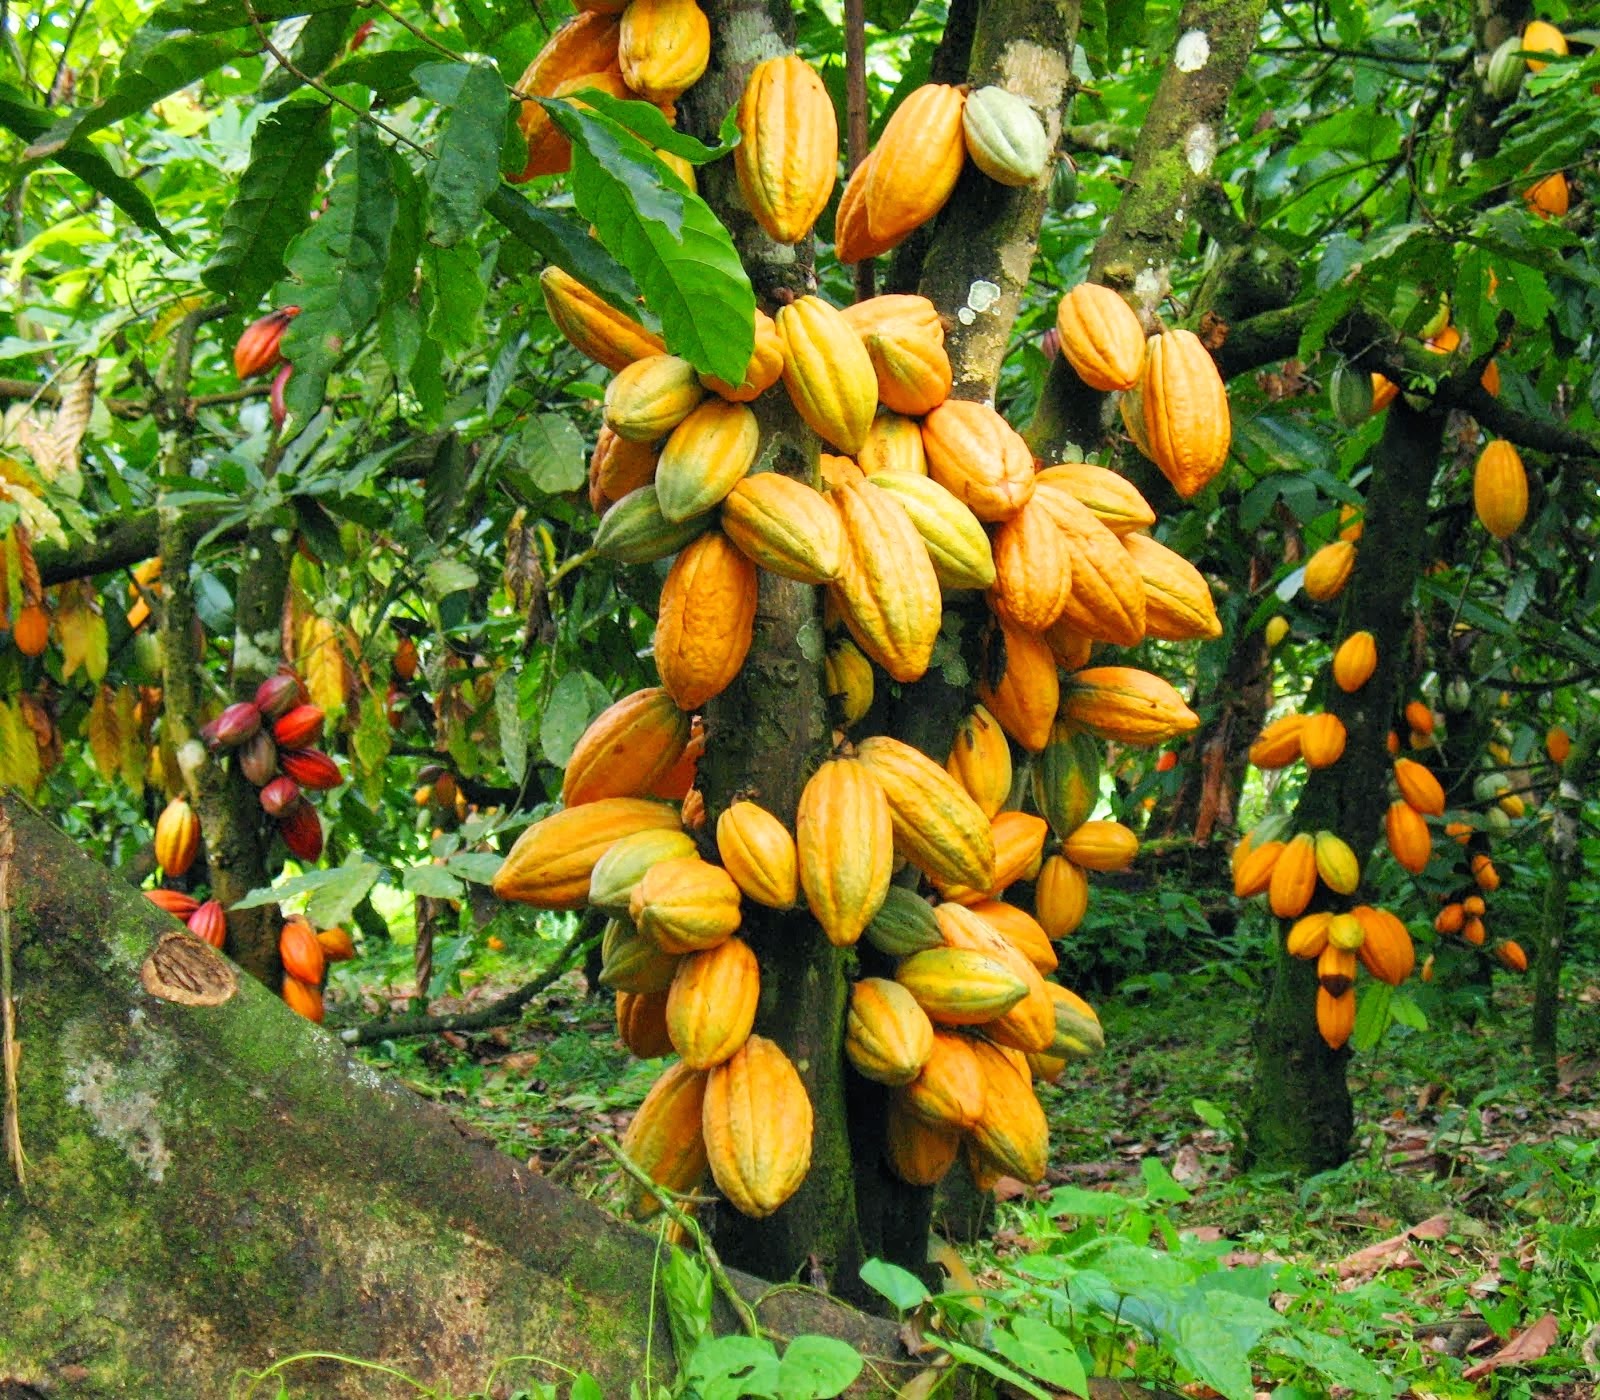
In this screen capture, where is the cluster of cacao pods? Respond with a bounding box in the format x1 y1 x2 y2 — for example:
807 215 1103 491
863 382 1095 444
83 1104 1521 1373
202 666 342 863
233 306 297 428
279 915 357 1023
510 0 708 184
144 885 228 949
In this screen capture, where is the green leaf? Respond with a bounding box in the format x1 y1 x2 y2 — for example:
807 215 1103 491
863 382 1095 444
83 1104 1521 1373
578 90 741 165
858 1258 929 1312
570 1375 604 1400
1389 989 1428 1031
204 99 334 308
446 852 504 884
518 413 586 494
1271 1331 1389 1396
143 0 351 33
774 1336 862 1400
487 188 641 312
864 0 918 30
259 9 355 101
280 123 400 418
662 1246 715 1368
27 26 252 157
544 98 755 384
989 1318 1089 1398
425 558 479 597
307 861 384 927
418 61 509 247
496 669 528 786
1351 980 1392 1051
0 86 173 244
937 1337 1051 1400
540 670 612 768
685 1336 781 1400
324 47 436 103
403 863 466 899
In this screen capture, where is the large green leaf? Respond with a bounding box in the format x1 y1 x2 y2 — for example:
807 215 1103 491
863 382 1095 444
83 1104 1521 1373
0 86 172 244
279 123 400 418
486 187 639 310
416 60 509 248
543 98 754 385
258 8 356 101
140 0 351 34
203 98 333 308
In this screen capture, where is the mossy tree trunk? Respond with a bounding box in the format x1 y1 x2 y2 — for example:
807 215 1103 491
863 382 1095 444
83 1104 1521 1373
1242 401 1444 1173
0 795 917 1398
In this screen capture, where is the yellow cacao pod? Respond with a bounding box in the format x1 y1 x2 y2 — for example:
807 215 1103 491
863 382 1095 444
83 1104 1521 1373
494 798 681 909
562 686 692 807
824 637 874 727
846 977 936 1086
856 733 996 890
616 989 674 1059
1285 911 1330 959
1034 462 1156 536
1062 820 1138 873
631 855 743 955
715 800 798 909
831 480 942 683
968 1040 1049 1183
978 620 1059 754
1331 631 1377 693
946 704 1013 821
666 935 760 1068
591 428 660 510
655 399 761 523
920 399 1036 522
1299 712 1347 769
1131 328 1231 499
1302 540 1356 602
654 531 758 710
833 153 896 264
1268 832 1317 919
1249 713 1305 769
1058 666 1200 749
1034 854 1089 939
796 758 894 947
541 267 665 372
620 1058 708 1217
1394 757 1445 816
896 946 1029 1027
618 0 708 103
1121 533 1221 642
841 296 952 417
1522 18 1567 71
155 796 200 878
699 308 784 402
1055 284 1147 392
604 354 706 443
776 295 878 455
720 472 844 585
1034 487 1147 646
734 54 838 244
858 412 927 478
1329 915 1366 956
1473 440 1528 540
865 84 967 244
1313 830 1361 896
703 1035 813 1219
865 472 995 591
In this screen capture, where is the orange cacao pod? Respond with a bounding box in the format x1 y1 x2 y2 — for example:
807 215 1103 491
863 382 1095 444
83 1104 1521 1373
1061 820 1138 874
864 84 967 244
616 989 674 1058
989 493 1074 632
1036 488 1146 646
834 153 895 263
562 687 692 807
920 399 1035 522
840 295 951 417
233 307 299 380
946 705 1013 821
1269 833 1318 919
1385 800 1431 875
1055 284 1146 392
796 758 894 947
885 1092 960 1185
698 309 784 402
541 267 665 372
1120 533 1221 642
846 977 936 1086
494 797 681 909
720 473 844 584
831 480 942 683
969 900 1056 975
1302 540 1356 602
1299 713 1347 769
666 935 760 1068
1249 714 1306 770
1128 328 1231 498
902 1030 987 1131
144 888 199 919
618 0 708 102
13 603 49 656
858 412 927 477
968 1039 1049 1183
1394 758 1445 816
1331 631 1377 693
279 918 326 985
1233 840 1285 899
655 399 761 523
715 800 798 909
1033 462 1155 536
631 855 742 955
702 1035 813 1219
317 926 356 961
1473 440 1528 539
977 620 1058 753
591 429 660 510
621 1058 709 1217
1034 854 1088 939
734 55 838 244
654 532 758 710
282 974 325 1023
155 796 200 878
1353 906 1415 986
1058 666 1200 749
1316 986 1355 1049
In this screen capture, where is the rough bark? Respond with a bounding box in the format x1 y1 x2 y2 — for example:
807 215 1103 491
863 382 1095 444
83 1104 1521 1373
35 505 238 587
1530 727 1593 1086
1242 400 1444 1173
0 795 921 1398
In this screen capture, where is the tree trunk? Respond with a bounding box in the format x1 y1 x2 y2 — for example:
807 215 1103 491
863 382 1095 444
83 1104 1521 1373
1242 400 1444 1173
0 796 916 1397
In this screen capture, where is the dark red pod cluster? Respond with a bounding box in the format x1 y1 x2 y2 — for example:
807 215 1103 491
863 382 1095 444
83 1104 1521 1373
273 703 325 750
233 307 300 381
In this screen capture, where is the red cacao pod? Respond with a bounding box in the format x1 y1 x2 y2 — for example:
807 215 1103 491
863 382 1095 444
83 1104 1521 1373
213 702 263 750
187 899 227 949
278 800 324 862
279 917 326 984
144 888 199 919
260 775 301 817
273 703 325 749
238 729 279 786
233 307 299 380
254 669 306 719
280 748 342 791
269 363 291 430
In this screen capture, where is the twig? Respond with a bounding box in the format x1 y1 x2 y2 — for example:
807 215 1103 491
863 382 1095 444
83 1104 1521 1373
0 804 25 1194
340 916 598 1044
596 1132 763 1340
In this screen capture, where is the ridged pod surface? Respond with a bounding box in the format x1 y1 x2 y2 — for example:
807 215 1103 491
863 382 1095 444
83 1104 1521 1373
961 86 1049 186
978 621 1058 753
969 900 1057 975
666 936 760 1068
591 429 660 508
1061 820 1138 873
1394 758 1445 816
842 295 952 417
715 800 798 909
1134 328 1231 498
702 1036 813 1219
1316 987 1355 1050
595 484 710 565
989 493 1074 632
855 734 996 890
831 481 942 683
1353 905 1415 985
604 354 705 443
796 758 894 946
1268 832 1317 919
1055 284 1147 392
1286 911 1330 959
654 532 758 710
863 885 944 958
834 155 896 263
885 1093 960 1185
615 989 674 1059
510 12 623 181
155 797 201 878
735 54 838 244
865 84 967 244
562 687 691 807
654 399 760 523
1331 631 1377 693
621 1059 709 1217
542 268 664 372
858 412 927 477
947 705 1013 820
494 798 681 909
618 0 708 102
279 920 325 984
1034 854 1088 939
1121 533 1221 641
1058 667 1200 748
631 855 742 955
921 399 1036 522
1034 462 1155 535
1303 540 1356 602
1249 714 1306 769
698 309 784 402
1033 722 1101 840
968 1041 1049 1183
1047 983 1104 1059
1299 713 1347 769
845 978 936 1086
932 903 1053 1054
896 946 1028 1026
1385 800 1431 875
1313 831 1361 895
599 917 680 994
720 473 844 584
1473 440 1528 539
776 296 878 455
1232 840 1284 899
866 472 995 591
902 1031 987 1131
824 637 874 727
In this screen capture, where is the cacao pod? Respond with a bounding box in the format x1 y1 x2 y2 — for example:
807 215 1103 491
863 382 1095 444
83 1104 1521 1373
238 730 279 787
563 687 692 807
1473 440 1528 540
187 899 226 950
279 918 326 985
1268 832 1317 919
618 0 708 102
1521 18 1567 71
734 55 838 244
831 480 942 683
977 621 1058 753
989 493 1074 632
1313 830 1361 896
1385 800 1431 875
824 637 874 727
855 733 995 890
796 757 894 947
259 775 301 819
865 84 967 245
317 927 356 962
865 472 996 591
863 886 943 959
1496 940 1528 972
1120 532 1220 642
841 296 951 417
833 153 896 264
1034 488 1146 647
590 827 700 911
214 701 264 748
720 472 844 584
13 604 48 657
1353 905 1415 985
595 483 710 564
1286 911 1331 959
1046 982 1104 1059
846 977 936 1086
616 989 674 1058
715 800 798 910
1485 36 1525 100
968 1040 1049 1183
858 412 927 478
541 267 665 371
155 797 200 878
776 295 878 454
494 797 681 909
1033 854 1088 939
600 917 681 994
1058 666 1200 748
1248 714 1306 770
1331 631 1377 693
885 1092 960 1185
280 748 342 790
895 946 1028 1026
1061 820 1138 874
621 1058 709 1217
655 399 761 524
1034 462 1156 536
969 899 1057 975
1393 758 1445 816
144 888 199 919
254 669 306 718
1547 726 1571 764
1130 328 1231 498
1298 713 1347 769
233 308 298 380
278 800 324 863
666 935 760 1068
1054 284 1146 392
654 531 758 711
282 975 325 1023
1302 540 1355 602
1233 840 1285 898
604 354 706 443
1316 987 1355 1050
1317 943 1358 998
902 1030 987 1131
947 705 1013 821
920 399 1036 522
702 1035 813 1219
698 308 784 402
961 85 1049 187
632 855 742 954
1329 360 1375 426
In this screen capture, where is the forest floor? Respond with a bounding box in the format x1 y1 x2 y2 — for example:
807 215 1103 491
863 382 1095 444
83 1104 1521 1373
332 925 1600 1399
